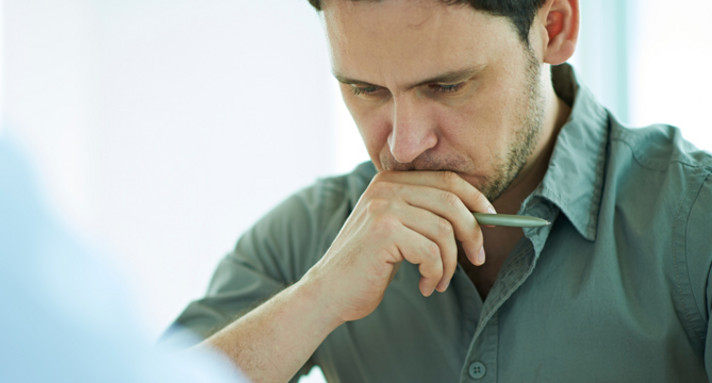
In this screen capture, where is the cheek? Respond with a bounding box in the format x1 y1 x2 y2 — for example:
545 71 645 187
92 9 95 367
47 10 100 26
449 93 505 142
455 79 525 139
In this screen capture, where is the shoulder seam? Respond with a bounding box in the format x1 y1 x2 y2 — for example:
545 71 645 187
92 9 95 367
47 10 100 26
610 128 712 173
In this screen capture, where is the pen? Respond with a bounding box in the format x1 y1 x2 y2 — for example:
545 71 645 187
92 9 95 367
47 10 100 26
473 213 550 228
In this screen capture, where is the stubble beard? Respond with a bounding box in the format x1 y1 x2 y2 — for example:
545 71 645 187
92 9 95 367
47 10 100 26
478 47 545 201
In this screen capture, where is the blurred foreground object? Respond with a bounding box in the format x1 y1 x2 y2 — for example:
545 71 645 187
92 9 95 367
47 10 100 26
0 130 248 383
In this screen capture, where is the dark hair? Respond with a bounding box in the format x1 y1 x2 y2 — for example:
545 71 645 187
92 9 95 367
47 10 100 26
307 0 547 44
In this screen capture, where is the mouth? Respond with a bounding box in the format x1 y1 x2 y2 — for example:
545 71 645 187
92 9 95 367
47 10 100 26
379 153 479 177
379 152 470 172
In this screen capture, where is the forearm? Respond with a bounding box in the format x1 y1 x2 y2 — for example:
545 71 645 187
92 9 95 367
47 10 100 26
197 275 342 383
192 171 493 381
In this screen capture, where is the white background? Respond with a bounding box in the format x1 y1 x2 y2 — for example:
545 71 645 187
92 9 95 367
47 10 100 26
1 1 710 382
2 0 351 339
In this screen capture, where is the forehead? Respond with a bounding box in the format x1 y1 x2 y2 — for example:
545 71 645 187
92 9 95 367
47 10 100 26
322 0 520 84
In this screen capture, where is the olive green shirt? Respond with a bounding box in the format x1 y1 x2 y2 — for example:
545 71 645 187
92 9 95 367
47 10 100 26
166 64 712 382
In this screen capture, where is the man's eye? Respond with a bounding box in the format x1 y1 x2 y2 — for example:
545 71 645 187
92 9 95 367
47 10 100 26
351 85 380 96
429 82 465 93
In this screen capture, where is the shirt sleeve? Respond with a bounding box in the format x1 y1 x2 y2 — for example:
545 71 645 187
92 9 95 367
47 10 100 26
166 184 332 333
162 162 372 380
162 182 350 380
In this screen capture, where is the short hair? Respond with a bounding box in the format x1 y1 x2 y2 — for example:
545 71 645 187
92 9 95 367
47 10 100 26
307 0 547 44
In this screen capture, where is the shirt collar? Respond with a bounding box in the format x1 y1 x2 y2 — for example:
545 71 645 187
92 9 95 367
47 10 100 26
523 64 609 242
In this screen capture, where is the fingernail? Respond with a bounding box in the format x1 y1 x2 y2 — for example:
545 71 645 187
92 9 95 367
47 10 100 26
488 206 497 214
437 280 450 292
421 283 434 297
477 247 486 265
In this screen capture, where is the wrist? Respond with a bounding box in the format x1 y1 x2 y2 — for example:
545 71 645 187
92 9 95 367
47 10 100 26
296 266 347 331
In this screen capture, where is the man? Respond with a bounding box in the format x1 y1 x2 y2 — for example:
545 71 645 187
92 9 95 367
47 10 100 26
165 0 712 381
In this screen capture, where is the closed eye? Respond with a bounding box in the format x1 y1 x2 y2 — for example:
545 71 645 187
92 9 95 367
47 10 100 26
428 82 466 93
350 84 381 96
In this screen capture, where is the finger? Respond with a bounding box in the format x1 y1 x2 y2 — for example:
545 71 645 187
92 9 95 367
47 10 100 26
395 226 444 297
366 173 487 266
387 182 484 266
397 204 458 292
377 170 496 214
376 171 491 265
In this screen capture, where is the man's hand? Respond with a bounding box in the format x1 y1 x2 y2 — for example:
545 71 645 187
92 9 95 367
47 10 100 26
203 170 494 383
304 170 495 324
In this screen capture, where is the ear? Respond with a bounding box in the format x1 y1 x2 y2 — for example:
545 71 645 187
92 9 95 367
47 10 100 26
539 0 579 65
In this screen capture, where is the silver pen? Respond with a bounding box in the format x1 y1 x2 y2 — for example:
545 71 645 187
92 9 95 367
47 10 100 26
473 213 550 228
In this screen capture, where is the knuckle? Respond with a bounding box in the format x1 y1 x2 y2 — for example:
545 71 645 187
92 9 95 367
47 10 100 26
437 171 458 190
425 241 440 258
371 171 389 182
365 181 386 197
442 191 462 209
475 191 490 208
436 217 454 237
365 198 390 215
372 215 399 234
369 179 403 199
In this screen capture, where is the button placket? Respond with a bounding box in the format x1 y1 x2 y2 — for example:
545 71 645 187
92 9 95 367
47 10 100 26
460 242 535 382
460 312 499 382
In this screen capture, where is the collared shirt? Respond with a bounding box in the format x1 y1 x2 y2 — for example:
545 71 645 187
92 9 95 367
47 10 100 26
166 64 712 382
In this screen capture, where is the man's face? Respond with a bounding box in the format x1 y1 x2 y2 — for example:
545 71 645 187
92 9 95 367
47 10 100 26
323 0 547 201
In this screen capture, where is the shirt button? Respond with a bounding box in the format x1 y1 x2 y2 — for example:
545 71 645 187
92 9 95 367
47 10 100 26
468 361 486 379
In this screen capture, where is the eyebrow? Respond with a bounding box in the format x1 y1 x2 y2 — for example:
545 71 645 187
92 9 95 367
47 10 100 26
333 65 485 90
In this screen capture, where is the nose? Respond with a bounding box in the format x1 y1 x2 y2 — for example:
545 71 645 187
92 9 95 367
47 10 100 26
387 96 437 164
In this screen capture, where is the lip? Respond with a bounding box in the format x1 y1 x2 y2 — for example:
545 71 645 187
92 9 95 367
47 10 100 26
379 153 475 173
